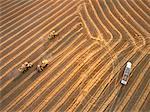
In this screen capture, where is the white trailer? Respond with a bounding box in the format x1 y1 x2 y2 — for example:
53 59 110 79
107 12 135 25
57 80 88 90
121 62 132 85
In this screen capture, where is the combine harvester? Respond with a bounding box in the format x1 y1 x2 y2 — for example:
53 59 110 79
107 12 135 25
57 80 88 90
18 62 33 73
37 59 48 72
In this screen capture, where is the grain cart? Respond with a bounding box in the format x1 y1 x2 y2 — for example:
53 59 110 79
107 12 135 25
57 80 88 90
120 62 132 85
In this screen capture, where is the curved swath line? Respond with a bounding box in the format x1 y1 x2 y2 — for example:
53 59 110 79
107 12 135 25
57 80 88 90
124 0 150 26
0 0 20 11
88 0 122 46
0 0 75 63
22 40 94 112
97 51 149 112
0 0 73 54
97 0 136 46
5 27 84 111
131 0 150 22
0 0 53 34
105 0 144 46
0 0 56 39
119 0 150 32
123 65 150 111
141 0 150 9
115 54 150 112
84 3 113 43
0 15 80 90
104 52 149 112
84 2 123 61
98 0 134 46
88 46 138 112
111 0 146 47
66 41 128 112
1 0 46 25
114 0 149 37
132 80 150 111
1 1 28 16
1 32 85 111
77 4 99 38
0 23 83 106
104 1 142 46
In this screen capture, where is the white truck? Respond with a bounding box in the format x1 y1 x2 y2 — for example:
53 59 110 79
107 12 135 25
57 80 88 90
120 62 132 85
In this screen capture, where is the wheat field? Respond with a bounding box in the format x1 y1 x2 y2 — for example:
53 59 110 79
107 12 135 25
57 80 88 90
0 0 150 111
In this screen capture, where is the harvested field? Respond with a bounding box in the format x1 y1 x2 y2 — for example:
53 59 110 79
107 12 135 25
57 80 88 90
0 0 150 111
